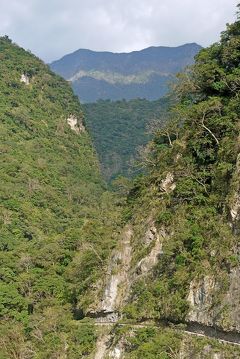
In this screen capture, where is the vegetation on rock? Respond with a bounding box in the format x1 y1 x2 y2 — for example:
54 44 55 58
122 6 240 332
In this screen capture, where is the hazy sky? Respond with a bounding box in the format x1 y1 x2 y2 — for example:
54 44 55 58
0 0 238 62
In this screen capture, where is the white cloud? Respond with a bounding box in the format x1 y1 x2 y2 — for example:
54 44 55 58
0 0 238 62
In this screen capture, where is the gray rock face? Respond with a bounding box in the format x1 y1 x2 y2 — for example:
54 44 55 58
91 225 133 317
187 276 216 326
20 73 30 85
187 268 240 332
224 268 240 332
185 154 240 334
101 273 120 314
229 154 240 233
160 172 176 193
66 115 85 133
135 225 164 275
109 342 125 359
94 334 112 359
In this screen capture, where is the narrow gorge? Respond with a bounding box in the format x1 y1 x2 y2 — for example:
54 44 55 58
1 4 240 359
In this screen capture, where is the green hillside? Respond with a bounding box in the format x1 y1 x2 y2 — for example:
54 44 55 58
0 36 121 358
83 97 170 182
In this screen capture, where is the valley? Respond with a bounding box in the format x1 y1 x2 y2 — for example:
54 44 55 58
82 97 170 181
0 3 240 359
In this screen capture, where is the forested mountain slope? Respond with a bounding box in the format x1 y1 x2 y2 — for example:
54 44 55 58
82 7 240 359
83 97 170 181
0 36 121 358
50 43 201 102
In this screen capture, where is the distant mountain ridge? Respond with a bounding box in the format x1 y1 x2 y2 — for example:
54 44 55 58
50 43 202 102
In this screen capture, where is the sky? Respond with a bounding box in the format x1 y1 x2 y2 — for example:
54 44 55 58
0 0 238 62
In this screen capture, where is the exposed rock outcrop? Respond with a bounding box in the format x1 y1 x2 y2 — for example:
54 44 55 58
229 154 240 233
20 73 30 85
230 196 240 223
135 225 164 275
223 268 240 332
90 226 133 319
160 172 176 193
109 343 124 359
94 333 112 359
90 220 166 319
187 275 216 326
66 115 85 133
108 328 135 359
187 268 240 333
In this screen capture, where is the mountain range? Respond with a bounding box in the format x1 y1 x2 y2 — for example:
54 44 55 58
50 43 201 102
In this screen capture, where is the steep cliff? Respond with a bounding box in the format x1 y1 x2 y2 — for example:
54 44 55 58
119 8 240 333
86 8 240 359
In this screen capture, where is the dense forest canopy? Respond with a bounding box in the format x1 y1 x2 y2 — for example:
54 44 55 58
83 97 170 182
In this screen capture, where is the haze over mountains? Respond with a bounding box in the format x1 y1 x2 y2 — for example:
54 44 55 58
50 43 201 102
